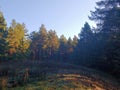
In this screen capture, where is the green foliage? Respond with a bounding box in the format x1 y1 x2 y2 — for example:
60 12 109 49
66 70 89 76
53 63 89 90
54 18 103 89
0 11 6 31
75 22 95 65
0 11 7 60
87 0 120 77
89 0 120 32
30 24 48 60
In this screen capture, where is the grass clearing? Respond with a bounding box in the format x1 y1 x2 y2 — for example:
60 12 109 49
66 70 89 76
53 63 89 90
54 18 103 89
0 60 120 90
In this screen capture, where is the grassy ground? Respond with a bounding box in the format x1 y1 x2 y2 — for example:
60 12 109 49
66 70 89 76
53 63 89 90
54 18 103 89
0 60 120 90
0 74 98 90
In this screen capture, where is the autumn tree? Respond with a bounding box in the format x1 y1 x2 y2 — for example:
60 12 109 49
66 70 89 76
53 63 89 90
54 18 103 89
6 20 29 59
30 25 59 60
59 35 68 60
47 30 60 56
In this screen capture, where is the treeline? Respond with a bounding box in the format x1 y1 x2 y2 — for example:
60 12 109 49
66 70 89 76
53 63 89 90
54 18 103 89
0 0 120 78
29 24 78 61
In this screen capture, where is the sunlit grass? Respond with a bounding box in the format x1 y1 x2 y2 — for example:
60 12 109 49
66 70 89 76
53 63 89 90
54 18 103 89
0 74 94 90
0 60 119 90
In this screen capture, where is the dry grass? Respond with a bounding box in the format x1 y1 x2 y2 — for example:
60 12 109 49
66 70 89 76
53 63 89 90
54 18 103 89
0 60 119 90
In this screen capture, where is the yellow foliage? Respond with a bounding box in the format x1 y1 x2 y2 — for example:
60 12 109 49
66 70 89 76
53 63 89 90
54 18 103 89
6 21 29 54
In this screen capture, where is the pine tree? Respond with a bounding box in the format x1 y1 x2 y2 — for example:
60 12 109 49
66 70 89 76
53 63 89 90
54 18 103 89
0 11 7 60
89 0 120 32
59 35 68 60
67 37 74 53
0 11 6 31
89 0 120 77
72 35 78 47
38 24 48 59
47 30 59 56
76 22 94 65
29 31 39 60
79 22 93 42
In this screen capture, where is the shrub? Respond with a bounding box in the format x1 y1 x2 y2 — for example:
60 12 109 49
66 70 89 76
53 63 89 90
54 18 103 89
0 78 8 89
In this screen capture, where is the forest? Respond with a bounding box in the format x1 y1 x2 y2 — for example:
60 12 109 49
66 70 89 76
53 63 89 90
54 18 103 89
0 0 120 90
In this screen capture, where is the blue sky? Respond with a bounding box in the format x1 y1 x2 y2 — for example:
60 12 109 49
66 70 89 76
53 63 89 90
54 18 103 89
0 0 98 38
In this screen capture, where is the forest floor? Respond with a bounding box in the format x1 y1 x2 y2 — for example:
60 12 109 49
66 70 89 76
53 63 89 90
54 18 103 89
0 60 120 90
